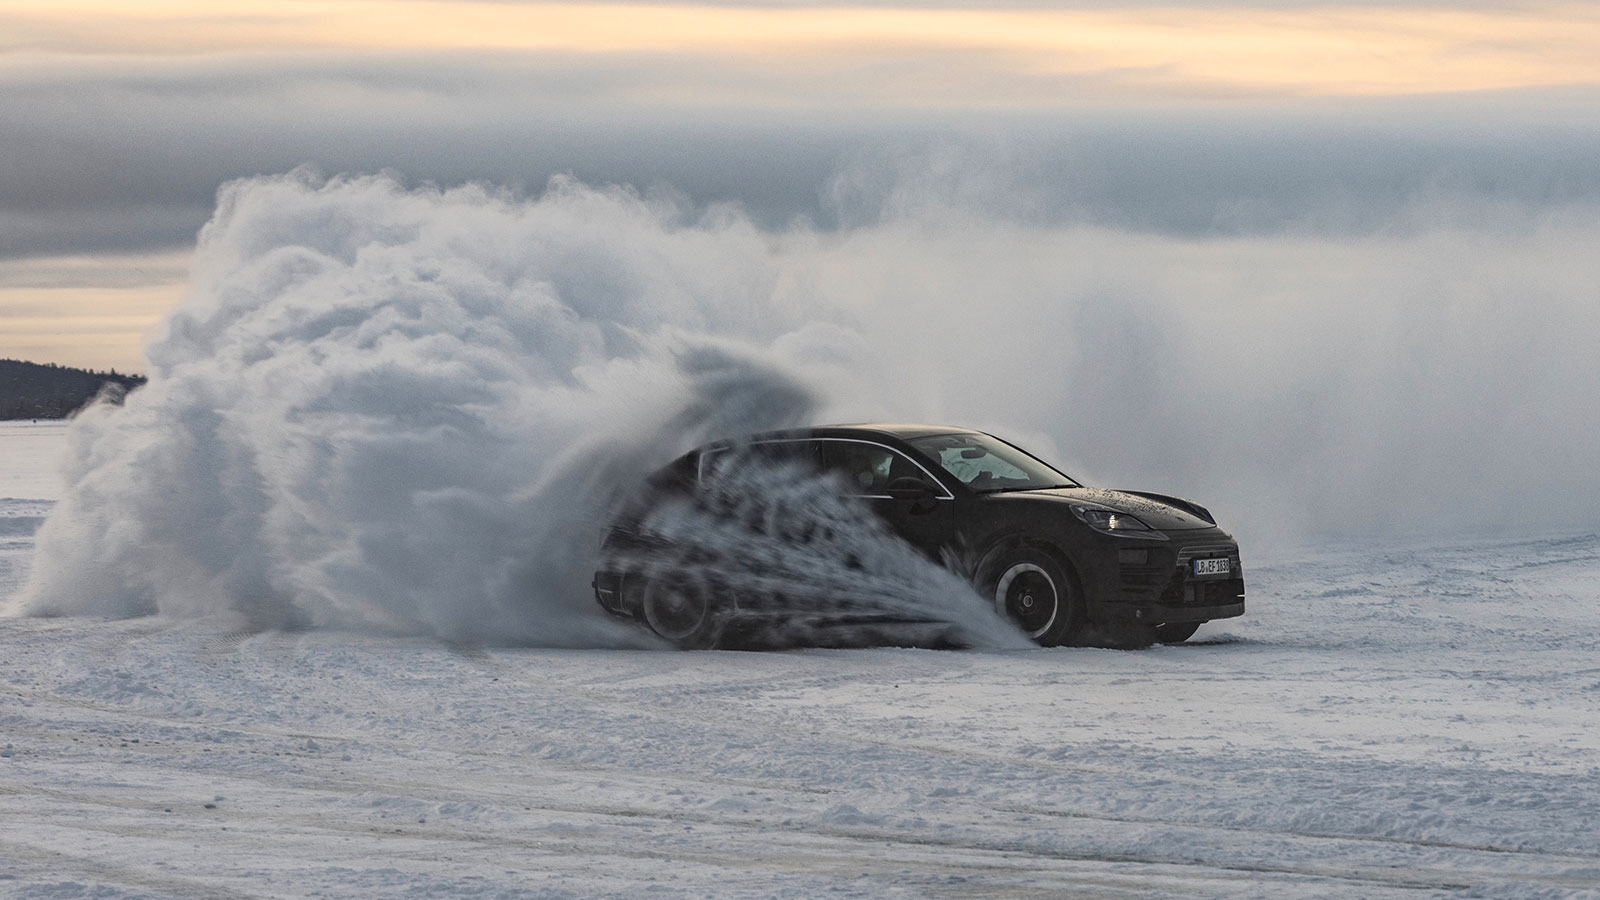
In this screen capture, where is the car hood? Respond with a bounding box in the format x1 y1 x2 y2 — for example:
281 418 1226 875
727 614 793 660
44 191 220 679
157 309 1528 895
1019 487 1217 531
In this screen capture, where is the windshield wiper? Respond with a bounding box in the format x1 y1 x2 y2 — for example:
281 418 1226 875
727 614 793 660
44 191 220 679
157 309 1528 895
977 483 1077 494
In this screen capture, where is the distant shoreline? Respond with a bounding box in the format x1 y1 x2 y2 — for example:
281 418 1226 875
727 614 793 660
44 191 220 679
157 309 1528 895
0 359 147 420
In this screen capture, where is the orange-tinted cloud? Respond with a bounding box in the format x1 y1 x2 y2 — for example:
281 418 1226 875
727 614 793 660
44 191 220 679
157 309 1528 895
0 253 187 373
2 2 1598 100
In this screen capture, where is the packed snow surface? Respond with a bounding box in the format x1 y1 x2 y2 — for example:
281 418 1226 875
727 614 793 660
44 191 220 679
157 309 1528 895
4 423 1600 898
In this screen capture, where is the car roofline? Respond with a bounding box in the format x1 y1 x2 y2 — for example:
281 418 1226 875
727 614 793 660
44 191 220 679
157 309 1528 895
739 423 983 442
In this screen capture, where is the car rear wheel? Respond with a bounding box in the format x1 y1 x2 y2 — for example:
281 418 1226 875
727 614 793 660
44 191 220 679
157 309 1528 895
1155 622 1201 644
640 574 724 649
981 547 1082 646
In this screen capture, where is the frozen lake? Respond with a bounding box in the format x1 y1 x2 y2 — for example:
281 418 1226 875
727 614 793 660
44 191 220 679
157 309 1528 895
0 420 67 501
3 421 1599 897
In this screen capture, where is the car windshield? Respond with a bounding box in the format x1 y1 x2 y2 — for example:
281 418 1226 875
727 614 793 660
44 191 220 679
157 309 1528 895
906 433 1078 494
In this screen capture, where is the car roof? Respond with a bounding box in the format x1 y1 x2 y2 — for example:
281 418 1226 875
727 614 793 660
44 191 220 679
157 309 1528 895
742 423 981 442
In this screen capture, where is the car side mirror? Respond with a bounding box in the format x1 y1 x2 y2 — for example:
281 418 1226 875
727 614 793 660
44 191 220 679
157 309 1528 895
886 476 937 501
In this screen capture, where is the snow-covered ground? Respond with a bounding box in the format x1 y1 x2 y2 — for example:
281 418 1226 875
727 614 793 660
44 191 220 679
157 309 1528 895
4 421 1600 898
0 421 66 606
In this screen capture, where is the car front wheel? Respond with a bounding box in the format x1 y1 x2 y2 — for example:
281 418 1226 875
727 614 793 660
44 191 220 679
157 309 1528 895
981 547 1083 646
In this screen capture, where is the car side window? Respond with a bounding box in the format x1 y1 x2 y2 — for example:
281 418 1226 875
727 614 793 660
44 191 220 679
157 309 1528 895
820 442 925 496
698 440 820 486
751 440 822 472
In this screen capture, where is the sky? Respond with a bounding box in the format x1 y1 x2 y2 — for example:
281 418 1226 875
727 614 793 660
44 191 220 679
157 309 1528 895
2 0 1600 372
3 1 1600 546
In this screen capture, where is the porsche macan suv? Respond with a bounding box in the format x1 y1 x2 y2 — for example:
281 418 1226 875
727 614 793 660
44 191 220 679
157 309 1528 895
593 424 1244 648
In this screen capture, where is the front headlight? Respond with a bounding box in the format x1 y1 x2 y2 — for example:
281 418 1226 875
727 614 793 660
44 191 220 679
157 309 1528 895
1070 504 1160 536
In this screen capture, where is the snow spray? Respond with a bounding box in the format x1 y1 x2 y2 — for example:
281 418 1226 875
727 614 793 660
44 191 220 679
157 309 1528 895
18 162 1592 638
9 170 1015 646
616 453 1030 649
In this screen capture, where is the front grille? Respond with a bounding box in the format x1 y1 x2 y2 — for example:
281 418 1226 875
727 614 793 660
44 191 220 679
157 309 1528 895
1118 564 1170 588
1142 543 1244 608
1117 543 1244 608
1158 575 1184 605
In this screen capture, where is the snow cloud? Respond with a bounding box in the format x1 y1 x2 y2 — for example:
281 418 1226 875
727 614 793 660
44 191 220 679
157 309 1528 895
799 198 1600 547
9 172 848 642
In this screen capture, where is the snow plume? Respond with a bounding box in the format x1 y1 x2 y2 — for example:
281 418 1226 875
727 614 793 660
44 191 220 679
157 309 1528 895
8 169 945 645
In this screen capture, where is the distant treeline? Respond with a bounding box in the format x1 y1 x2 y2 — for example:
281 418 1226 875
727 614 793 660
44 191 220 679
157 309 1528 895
0 359 147 420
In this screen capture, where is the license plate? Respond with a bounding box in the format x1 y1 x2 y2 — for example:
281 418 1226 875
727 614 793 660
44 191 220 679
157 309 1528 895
1193 558 1231 577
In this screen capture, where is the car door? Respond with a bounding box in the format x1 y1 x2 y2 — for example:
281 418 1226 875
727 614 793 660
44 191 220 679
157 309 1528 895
818 439 955 560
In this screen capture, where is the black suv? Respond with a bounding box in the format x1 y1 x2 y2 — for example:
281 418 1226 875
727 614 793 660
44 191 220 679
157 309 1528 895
593 424 1244 648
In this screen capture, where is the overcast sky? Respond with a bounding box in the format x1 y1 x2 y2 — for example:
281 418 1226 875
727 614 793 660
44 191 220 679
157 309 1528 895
3 0 1600 371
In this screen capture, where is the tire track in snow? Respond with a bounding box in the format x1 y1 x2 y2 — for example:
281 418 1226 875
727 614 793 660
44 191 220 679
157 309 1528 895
0 781 1492 897
1000 802 1600 862
10 737 1584 896
0 835 274 900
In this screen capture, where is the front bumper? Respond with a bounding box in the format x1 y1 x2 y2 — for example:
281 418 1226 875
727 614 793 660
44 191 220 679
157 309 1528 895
1120 599 1244 624
1097 534 1246 626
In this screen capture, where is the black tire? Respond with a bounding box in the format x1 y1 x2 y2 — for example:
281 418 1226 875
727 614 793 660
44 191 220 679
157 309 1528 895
1155 622 1201 644
640 573 725 649
978 545 1083 647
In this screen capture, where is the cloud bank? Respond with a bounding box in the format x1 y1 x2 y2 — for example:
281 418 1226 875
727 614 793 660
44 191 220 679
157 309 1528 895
4 50 1600 260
